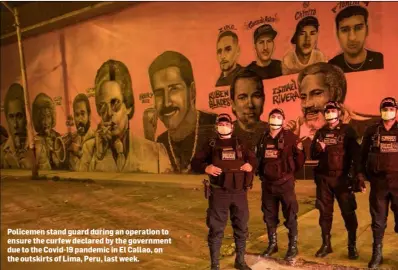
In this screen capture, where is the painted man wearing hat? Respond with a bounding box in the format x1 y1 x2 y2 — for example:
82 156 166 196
359 97 398 269
246 24 282 79
191 113 257 270
256 108 305 262
310 100 362 260
329 5 383 73
282 16 327 75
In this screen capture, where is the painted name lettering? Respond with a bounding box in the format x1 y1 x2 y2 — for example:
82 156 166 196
244 14 278 30
295 8 316 20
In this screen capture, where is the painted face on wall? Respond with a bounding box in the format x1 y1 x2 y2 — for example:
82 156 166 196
98 81 131 138
255 35 275 63
299 73 331 130
217 36 239 73
73 101 90 135
40 107 53 136
152 66 193 131
6 99 27 143
337 15 368 57
232 77 264 128
296 25 318 57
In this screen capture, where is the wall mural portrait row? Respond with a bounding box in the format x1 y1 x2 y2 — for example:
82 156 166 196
0 1 396 174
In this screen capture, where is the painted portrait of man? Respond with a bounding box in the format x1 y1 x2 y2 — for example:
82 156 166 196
328 5 383 73
230 68 268 150
32 92 64 170
215 31 243 87
0 83 33 169
282 16 327 75
84 59 172 173
286 62 378 157
147 51 218 173
246 24 282 79
66 93 95 171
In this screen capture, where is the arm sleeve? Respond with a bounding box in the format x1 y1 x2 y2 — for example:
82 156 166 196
244 143 258 172
359 126 373 176
346 126 361 175
292 134 306 170
310 130 324 160
191 141 212 174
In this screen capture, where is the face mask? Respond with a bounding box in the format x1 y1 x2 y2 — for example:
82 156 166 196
217 126 232 135
325 112 338 123
381 111 396 121
269 118 283 130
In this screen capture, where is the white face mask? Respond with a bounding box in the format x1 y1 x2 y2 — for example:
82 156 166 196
217 126 232 135
269 118 283 130
381 111 396 121
325 112 338 123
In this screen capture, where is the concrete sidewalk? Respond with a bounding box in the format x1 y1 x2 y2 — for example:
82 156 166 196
222 183 398 270
1 169 397 269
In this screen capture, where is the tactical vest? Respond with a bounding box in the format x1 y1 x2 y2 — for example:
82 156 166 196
318 126 347 172
367 124 398 174
210 137 252 190
257 130 296 181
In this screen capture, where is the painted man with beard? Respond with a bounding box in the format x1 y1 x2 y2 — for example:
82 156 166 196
215 31 243 87
66 93 95 171
32 93 64 170
329 5 383 73
147 51 218 173
286 62 378 158
230 69 268 150
85 59 172 173
1 83 33 169
282 16 327 75
246 24 282 79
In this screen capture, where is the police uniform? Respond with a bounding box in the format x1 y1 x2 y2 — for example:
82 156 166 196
310 102 360 259
256 109 306 260
191 114 257 270
359 97 398 269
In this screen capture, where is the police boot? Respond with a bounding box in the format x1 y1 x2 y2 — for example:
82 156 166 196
209 246 220 270
285 234 298 261
347 231 359 260
262 232 278 257
315 234 333 257
368 243 383 269
234 251 252 270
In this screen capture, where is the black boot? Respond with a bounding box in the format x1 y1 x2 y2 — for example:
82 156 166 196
262 232 278 257
348 231 359 260
368 243 383 269
209 245 220 270
315 234 333 257
285 234 298 261
234 251 252 270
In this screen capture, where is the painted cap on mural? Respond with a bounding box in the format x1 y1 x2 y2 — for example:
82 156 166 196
380 97 397 109
291 16 319 44
269 108 285 119
323 101 341 112
216 113 232 124
253 24 277 43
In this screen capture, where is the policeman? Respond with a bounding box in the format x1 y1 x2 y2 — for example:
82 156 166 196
191 113 257 270
359 97 398 269
256 108 306 261
310 101 362 260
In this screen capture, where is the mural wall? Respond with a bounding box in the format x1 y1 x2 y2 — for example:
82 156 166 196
1 1 397 174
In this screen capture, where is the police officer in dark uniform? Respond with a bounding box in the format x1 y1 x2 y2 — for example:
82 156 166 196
191 113 257 270
310 101 362 260
359 97 398 269
256 108 306 261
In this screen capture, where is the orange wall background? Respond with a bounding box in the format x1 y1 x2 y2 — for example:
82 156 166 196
1 1 397 139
